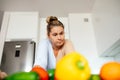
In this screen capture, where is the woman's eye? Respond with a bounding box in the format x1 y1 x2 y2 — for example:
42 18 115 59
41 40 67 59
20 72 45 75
60 32 64 35
52 33 57 36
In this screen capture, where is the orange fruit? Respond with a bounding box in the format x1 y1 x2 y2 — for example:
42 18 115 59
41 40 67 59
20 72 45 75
100 62 120 80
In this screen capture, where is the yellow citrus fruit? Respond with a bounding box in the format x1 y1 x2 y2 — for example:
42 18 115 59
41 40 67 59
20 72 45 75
89 74 101 80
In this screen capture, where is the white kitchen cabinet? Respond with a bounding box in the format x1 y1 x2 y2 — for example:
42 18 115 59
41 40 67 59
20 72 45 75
92 0 120 56
69 13 97 56
6 12 39 43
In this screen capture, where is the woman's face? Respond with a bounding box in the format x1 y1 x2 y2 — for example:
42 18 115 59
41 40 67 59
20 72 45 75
48 26 65 48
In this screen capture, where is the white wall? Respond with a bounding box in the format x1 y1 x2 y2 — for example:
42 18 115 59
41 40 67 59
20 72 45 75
69 13 114 74
92 0 120 56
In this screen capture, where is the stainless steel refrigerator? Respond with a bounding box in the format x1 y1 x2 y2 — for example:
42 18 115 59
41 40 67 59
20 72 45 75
0 41 35 75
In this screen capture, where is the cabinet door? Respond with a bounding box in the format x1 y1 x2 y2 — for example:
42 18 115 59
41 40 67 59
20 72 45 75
6 12 39 42
69 14 97 56
92 0 120 56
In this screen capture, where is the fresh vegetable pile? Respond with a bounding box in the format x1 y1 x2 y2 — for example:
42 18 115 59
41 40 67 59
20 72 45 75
3 52 120 80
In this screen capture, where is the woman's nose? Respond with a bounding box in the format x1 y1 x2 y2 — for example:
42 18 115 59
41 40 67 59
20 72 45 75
57 35 61 39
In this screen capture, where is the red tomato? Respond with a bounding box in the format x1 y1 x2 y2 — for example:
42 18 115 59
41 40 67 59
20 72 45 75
31 66 49 80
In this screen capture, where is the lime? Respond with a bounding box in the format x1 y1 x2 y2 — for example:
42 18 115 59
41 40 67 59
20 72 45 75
89 74 101 80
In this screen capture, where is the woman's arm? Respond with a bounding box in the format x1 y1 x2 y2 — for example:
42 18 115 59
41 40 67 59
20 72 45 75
33 39 48 70
64 39 75 54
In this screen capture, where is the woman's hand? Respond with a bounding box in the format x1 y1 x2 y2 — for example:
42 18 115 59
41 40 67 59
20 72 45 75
33 65 41 68
0 70 7 80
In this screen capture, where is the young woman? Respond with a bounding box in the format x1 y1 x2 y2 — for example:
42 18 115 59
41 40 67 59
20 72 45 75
33 16 75 70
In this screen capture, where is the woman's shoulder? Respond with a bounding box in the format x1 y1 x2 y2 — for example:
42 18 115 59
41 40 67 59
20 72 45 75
65 39 73 44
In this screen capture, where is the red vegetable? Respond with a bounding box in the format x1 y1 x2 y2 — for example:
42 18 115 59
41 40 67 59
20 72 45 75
31 66 49 80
